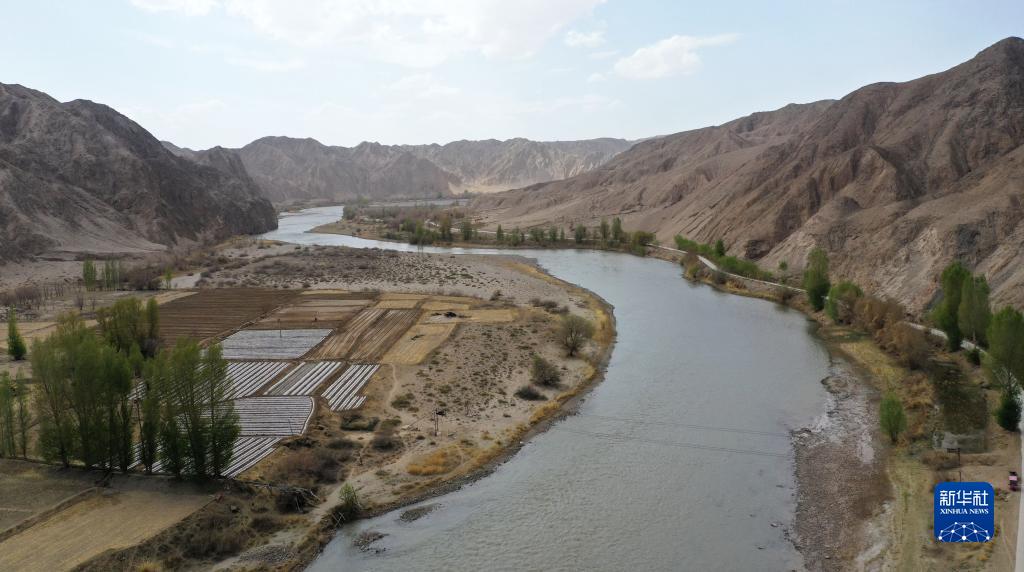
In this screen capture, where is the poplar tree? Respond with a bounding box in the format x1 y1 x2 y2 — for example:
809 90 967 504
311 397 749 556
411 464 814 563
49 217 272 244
987 307 1024 386
82 259 97 291
0 373 15 457
802 248 831 311
574 225 587 244
496 225 504 242
958 275 991 346
139 359 163 474
934 261 970 351
611 217 624 245
599 218 610 243
7 308 27 361
204 343 239 476
31 326 74 466
14 370 29 457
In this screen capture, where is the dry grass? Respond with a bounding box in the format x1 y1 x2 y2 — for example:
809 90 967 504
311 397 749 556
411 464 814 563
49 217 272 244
382 323 456 364
407 447 464 476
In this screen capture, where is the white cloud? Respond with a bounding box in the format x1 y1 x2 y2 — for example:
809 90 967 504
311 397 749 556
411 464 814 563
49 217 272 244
131 0 606 68
224 56 306 72
130 0 216 16
387 74 460 98
613 34 737 79
589 49 618 60
564 28 605 48
587 72 607 83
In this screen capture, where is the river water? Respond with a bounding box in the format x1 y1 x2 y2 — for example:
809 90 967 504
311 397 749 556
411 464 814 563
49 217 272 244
262 207 831 571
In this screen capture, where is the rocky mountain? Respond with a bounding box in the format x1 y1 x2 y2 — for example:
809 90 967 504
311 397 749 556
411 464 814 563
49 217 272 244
402 138 632 193
167 136 631 204
474 37 1024 311
0 83 276 262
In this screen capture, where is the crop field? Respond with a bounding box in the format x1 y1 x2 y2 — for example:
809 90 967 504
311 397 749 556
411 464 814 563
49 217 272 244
253 299 368 329
221 328 332 359
222 436 283 477
322 364 379 411
0 487 208 572
232 396 315 436
424 308 516 324
266 361 344 396
421 300 471 312
382 323 457 364
225 361 294 399
374 298 421 309
308 308 386 358
158 288 297 343
348 309 419 361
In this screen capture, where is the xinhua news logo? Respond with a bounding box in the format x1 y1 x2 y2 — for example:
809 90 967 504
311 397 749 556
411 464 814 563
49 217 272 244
934 482 994 543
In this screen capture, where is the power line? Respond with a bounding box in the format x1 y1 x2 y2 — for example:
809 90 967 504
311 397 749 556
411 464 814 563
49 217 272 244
552 427 790 459
577 413 791 438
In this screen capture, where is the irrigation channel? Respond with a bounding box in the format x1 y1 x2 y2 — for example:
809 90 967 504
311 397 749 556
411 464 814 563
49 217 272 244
261 206 833 571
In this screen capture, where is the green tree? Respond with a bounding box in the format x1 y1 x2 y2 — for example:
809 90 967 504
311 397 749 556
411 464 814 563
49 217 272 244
31 333 74 466
460 219 474 241
530 227 545 245
934 261 970 351
7 308 27 361
165 338 209 478
802 248 831 312
559 314 595 357
203 343 239 477
559 228 565 242
825 281 863 324
611 217 624 245
97 297 160 357
163 268 174 290
0 373 15 457
996 389 1022 432
958 275 991 347
574 225 587 244
987 307 1024 385
879 394 906 444
496 225 504 242
439 216 453 241
714 239 726 258
139 359 163 474
14 370 29 457
548 226 558 243
599 218 610 243
82 259 97 291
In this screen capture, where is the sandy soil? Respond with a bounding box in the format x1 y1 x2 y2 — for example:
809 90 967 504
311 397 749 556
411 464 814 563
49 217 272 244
0 462 209 572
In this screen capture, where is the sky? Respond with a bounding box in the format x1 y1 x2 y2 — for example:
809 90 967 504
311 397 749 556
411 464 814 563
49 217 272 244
2 1 1021 149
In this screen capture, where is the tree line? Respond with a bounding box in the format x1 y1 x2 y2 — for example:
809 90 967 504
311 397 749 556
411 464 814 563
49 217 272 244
799 249 1024 437
2 297 240 479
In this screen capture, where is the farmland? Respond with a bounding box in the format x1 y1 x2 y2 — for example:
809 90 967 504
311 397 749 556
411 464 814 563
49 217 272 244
158 288 297 342
2 242 614 572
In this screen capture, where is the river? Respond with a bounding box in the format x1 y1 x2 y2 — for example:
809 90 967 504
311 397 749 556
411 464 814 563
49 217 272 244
262 206 831 571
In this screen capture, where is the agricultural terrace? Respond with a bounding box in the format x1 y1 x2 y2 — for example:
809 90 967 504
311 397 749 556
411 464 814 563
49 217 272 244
4 244 613 571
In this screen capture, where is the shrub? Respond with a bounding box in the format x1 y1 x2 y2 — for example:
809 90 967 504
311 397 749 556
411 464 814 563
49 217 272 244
773 286 794 305
826 281 863 324
996 390 1022 432
884 323 931 370
530 355 561 387
341 415 379 431
371 425 400 451
336 483 361 521
514 385 545 401
879 394 907 444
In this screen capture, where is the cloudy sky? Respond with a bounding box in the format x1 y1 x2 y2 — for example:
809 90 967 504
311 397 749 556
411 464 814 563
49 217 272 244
4 1 1021 149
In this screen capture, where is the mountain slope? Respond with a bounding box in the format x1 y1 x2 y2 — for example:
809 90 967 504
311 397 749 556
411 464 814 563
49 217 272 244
402 137 632 192
0 83 276 262
168 136 633 204
474 38 1024 311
